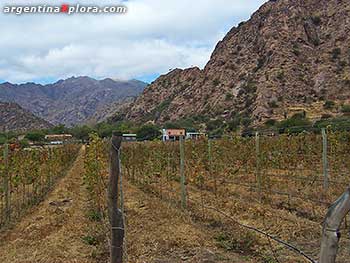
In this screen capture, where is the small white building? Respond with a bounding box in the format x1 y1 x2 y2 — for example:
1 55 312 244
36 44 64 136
122 134 137 142
162 129 186 141
185 132 206 140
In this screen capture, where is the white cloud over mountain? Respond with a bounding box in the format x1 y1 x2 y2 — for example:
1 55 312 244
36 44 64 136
0 0 267 83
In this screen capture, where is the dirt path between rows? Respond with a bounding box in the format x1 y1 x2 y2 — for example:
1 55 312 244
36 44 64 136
0 146 95 263
124 182 254 263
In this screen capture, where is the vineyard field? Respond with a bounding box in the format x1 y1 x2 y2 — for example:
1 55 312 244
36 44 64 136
0 144 80 228
86 130 350 263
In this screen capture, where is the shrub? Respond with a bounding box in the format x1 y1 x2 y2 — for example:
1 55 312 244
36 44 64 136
212 78 220 87
206 119 224 131
241 117 252 127
311 15 321 26
82 235 98 246
331 48 341 60
214 231 257 254
341 104 350 113
292 43 300 56
19 139 30 148
242 81 257 93
225 92 233 101
136 124 161 141
314 116 350 131
265 119 277 127
256 56 266 70
0 134 6 145
25 130 45 142
268 100 278 108
343 76 350 86
276 70 285 81
70 125 94 142
321 114 333 119
277 113 311 133
323 100 335 110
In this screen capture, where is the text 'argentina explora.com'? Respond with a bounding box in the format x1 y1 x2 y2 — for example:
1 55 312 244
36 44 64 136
3 3 127 15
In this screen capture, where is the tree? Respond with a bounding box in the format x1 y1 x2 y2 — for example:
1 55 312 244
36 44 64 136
25 131 45 142
277 113 311 133
136 125 161 141
50 124 67 134
95 122 115 138
70 125 93 142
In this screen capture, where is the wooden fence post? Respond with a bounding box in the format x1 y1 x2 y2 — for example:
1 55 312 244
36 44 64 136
108 135 124 263
320 187 350 263
255 132 262 202
322 128 329 191
208 139 217 195
179 136 187 209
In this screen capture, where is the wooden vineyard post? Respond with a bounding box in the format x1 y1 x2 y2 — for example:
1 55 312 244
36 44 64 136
3 144 10 222
208 139 217 195
48 148 52 189
322 128 329 191
179 136 187 209
255 132 262 202
320 187 350 263
108 134 124 263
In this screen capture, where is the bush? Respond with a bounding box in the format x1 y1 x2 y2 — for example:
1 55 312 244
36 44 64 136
311 15 321 26
265 119 277 127
136 124 161 141
25 130 45 142
314 116 350 131
323 100 335 110
241 117 252 127
242 81 257 93
49 124 68 134
321 114 333 119
0 134 6 145
292 46 300 56
225 92 233 101
332 48 341 60
19 139 30 148
268 100 278 108
212 78 220 87
276 70 285 81
206 119 224 132
341 104 350 113
70 125 94 142
227 117 241 132
277 113 311 133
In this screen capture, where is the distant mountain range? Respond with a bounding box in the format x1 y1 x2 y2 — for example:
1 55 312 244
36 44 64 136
124 0 350 128
0 76 147 127
0 102 52 132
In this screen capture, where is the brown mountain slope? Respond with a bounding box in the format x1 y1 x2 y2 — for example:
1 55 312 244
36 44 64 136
0 77 146 127
0 102 52 132
126 0 350 126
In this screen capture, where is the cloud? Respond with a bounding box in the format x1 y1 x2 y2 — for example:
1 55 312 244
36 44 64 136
0 0 267 83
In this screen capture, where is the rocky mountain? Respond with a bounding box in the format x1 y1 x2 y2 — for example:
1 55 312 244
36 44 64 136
125 0 350 128
0 102 52 132
0 77 147 126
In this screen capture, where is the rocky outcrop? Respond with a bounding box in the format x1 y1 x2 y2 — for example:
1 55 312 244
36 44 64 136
125 0 350 126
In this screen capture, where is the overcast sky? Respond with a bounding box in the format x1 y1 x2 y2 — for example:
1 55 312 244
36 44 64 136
0 0 267 84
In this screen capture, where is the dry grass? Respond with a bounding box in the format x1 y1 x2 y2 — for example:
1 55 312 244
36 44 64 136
124 181 255 263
